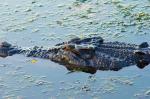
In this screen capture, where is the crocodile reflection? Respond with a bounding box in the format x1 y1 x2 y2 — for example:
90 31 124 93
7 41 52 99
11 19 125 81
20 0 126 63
64 64 97 74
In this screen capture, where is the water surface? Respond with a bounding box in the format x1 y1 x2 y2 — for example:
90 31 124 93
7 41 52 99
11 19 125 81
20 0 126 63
0 0 150 99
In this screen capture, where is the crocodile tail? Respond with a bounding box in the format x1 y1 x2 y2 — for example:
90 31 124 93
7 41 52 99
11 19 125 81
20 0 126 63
0 47 9 58
0 42 12 58
0 42 20 58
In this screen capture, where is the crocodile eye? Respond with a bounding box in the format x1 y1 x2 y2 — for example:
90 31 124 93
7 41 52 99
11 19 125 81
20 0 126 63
63 44 75 51
61 56 69 62
69 37 81 44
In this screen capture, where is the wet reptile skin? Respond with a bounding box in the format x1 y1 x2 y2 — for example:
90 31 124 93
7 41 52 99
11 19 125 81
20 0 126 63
0 36 150 74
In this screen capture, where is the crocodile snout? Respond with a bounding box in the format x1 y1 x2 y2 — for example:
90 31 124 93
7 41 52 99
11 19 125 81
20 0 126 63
134 49 150 69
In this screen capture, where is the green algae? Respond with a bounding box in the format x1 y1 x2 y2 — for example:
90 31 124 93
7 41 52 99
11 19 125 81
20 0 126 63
133 12 150 21
145 89 150 96
76 0 89 3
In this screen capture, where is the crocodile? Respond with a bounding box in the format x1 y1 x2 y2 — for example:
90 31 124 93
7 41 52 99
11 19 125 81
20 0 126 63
0 36 150 74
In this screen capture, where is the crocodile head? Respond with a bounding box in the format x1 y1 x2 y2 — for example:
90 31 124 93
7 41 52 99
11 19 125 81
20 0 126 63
134 48 150 69
49 44 98 74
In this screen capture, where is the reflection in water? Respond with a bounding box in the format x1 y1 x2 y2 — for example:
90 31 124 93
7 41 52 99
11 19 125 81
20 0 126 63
65 64 97 74
0 0 150 98
60 63 145 74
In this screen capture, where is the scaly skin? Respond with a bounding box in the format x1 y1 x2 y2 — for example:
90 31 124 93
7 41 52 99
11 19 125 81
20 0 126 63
0 36 150 74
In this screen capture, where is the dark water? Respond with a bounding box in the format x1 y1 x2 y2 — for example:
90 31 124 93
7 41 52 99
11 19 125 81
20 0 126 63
0 0 150 99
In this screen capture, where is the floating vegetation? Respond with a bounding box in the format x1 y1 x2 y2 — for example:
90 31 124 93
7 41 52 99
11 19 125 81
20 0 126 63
24 7 32 12
32 28 40 33
0 0 150 98
133 12 150 21
76 0 89 3
108 77 134 86
134 88 150 98
145 89 150 96
31 59 38 64
81 84 91 92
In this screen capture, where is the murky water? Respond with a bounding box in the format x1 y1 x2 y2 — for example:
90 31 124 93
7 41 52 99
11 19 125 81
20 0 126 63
0 0 150 99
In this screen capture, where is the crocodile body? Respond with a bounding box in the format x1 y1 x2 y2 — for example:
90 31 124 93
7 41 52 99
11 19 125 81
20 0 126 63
0 36 150 74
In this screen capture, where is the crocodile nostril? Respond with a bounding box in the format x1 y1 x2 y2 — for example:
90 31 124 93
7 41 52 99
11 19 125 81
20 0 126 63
136 60 149 69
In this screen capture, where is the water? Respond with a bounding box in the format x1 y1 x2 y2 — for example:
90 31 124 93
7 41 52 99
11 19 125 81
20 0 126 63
0 0 150 99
